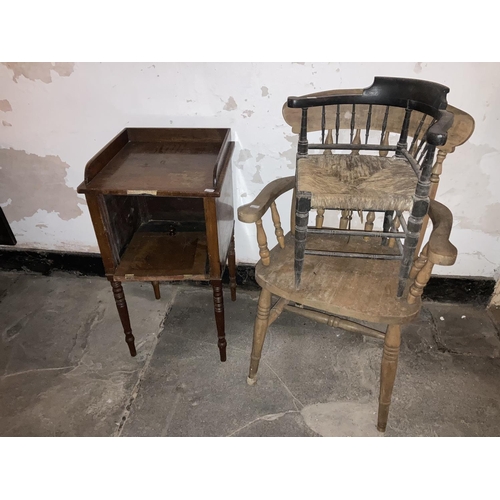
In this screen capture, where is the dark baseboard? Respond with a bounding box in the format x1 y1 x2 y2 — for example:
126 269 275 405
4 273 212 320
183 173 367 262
0 248 495 306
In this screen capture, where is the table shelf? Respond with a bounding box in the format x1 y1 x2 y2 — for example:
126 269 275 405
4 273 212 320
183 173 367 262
114 227 209 282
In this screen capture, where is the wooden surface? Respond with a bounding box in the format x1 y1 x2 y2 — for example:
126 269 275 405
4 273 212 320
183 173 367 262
256 232 420 324
238 177 294 223
78 128 232 197
427 201 457 266
114 230 208 281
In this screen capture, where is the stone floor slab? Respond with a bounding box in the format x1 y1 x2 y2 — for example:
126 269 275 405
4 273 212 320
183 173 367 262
0 273 175 436
121 288 300 437
1 272 500 437
427 303 500 358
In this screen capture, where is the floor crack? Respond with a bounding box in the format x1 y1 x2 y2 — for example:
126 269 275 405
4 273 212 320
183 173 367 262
114 288 178 437
226 410 299 437
263 361 304 410
1 366 75 380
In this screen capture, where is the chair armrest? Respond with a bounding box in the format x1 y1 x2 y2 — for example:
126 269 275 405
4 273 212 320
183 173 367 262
427 109 454 146
427 200 457 266
238 176 295 223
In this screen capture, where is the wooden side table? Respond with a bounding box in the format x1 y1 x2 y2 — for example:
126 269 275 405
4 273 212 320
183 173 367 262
77 128 236 361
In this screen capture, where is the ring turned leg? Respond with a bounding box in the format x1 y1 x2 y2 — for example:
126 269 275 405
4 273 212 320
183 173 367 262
247 288 272 385
211 279 227 362
152 281 161 300
377 324 401 432
228 234 237 302
110 280 136 357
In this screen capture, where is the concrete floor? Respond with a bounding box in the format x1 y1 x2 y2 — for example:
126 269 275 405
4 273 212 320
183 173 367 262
1 270 499 437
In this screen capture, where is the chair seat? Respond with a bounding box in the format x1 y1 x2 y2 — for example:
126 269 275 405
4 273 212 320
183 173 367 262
256 232 420 325
297 154 417 211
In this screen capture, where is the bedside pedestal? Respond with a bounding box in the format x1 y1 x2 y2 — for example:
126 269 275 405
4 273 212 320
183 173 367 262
77 128 236 361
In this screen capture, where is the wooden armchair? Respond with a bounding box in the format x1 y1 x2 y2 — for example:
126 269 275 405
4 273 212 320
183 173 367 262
239 179 457 432
238 89 474 432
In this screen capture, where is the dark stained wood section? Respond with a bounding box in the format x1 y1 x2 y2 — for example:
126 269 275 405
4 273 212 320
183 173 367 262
78 128 231 197
114 231 208 281
215 157 234 267
79 127 236 362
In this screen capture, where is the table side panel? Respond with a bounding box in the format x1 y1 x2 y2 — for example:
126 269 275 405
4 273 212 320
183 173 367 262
85 193 119 275
204 197 221 279
104 195 143 258
141 197 206 223
216 159 235 267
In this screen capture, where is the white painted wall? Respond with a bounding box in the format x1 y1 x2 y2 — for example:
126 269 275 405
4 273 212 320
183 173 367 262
1 62 499 278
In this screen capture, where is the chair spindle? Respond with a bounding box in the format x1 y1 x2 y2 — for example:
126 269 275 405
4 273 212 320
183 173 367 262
363 211 376 241
351 129 361 156
409 244 428 279
388 213 401 248
335 104 340 143
415 117 437 160
271 201 285 248
255 219 270 266
379 130 390 157
407 259 434 304
350 104 356 143
409 114 427 155
365 104 373 144
418 143 430 164
380 106 390 145
323 129 333 155
298 108 308 156
396 107 412 157
321 105 326 144
339 210 352 230
316 208 325 228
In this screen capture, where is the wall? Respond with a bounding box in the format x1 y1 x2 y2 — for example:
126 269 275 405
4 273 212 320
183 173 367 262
1 62 499 278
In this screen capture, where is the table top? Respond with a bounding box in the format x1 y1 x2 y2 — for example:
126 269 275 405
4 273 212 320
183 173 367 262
77 128 233 197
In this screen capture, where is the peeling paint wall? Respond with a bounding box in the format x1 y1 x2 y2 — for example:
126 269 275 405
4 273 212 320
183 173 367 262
1 62 499 278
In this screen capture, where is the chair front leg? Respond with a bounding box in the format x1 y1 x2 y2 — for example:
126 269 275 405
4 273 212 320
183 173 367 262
377 324 401 432
247 289 272 385
295 192 311 289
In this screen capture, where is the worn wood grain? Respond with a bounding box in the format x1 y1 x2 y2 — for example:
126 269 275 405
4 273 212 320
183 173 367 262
256 232 420 324
78 128 233 197
238 177 294 223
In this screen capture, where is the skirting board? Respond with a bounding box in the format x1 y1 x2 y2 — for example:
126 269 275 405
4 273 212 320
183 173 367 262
0 248 495 306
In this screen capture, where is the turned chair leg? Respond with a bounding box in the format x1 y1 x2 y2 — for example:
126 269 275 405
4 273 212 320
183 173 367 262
228 234 237 302
377 324 401 432
110 280 136 357
247 289 272 385
295 192 311 289
211 279 227 362
152 281 161 300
